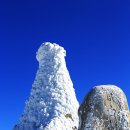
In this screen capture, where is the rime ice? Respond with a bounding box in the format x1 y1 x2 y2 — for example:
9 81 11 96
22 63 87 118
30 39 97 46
13 42 79 130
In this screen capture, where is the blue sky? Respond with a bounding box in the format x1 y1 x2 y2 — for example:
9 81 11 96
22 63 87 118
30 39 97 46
0 0 130 130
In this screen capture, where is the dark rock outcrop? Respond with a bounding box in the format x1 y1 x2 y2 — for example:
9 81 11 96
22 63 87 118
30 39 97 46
78 85 130 130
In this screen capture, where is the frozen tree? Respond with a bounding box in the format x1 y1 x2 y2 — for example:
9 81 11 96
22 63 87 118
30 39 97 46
13 42 79 130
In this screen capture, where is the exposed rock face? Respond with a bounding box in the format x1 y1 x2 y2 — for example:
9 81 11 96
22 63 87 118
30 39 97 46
13 42 79 130
78 85 130 130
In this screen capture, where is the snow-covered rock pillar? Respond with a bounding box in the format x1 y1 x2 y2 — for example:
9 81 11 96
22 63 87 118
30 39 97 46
13 42 79 130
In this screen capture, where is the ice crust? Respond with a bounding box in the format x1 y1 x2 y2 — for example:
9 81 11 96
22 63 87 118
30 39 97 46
13 42 79 130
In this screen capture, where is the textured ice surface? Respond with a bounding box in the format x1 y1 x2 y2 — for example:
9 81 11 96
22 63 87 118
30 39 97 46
13 42 79 130
79 85 130 130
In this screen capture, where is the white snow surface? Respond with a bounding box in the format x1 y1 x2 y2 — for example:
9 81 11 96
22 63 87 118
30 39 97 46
13 42 79 130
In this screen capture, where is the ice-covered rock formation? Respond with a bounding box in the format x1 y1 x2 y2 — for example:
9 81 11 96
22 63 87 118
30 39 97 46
13 42 79 130
78 85 130 130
